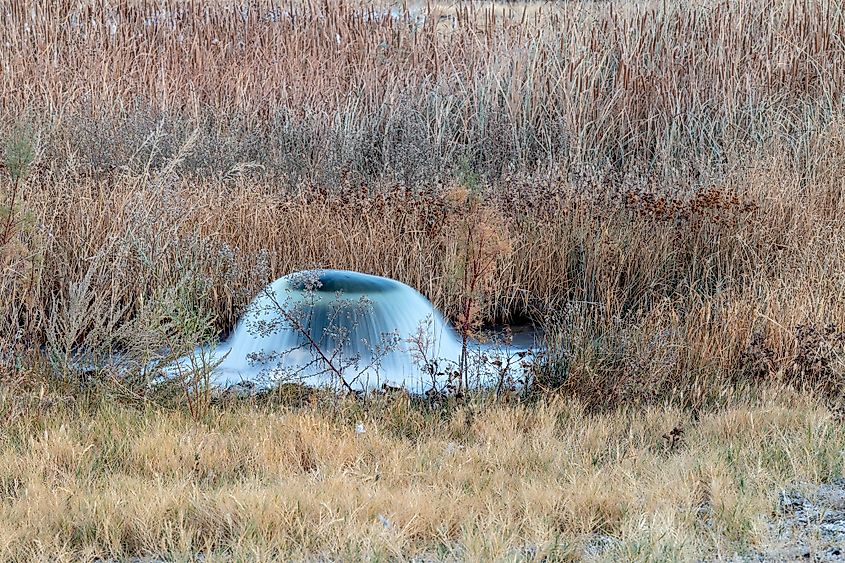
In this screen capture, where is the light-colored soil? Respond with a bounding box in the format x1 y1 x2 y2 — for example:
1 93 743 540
745 480 845 562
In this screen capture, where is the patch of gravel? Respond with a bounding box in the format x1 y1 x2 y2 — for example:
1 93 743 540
729 478 845 562
583 534 623 559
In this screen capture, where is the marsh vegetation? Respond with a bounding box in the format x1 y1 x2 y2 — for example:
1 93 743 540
2 0 845 559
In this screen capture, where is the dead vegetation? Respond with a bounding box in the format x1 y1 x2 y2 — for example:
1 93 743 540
0 385 842 561
4 147 845 408
1 0 845 558
0 0 842 403
1 0 843 182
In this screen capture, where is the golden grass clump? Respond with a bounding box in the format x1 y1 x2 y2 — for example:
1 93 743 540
0 385 842 560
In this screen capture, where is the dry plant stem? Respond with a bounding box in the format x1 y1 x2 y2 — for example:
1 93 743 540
454 196 508 391
0 176 19 246
175 355 209 421
457 223 475 391
265 291 355 394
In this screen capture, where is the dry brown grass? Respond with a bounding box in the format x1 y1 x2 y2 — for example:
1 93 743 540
1 0 842 181
0 5 845 558
0 384 842 561
2 1 845 559
5 143 845 406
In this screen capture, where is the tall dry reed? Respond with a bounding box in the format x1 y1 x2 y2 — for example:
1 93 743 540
0 0 842 182
1 0 845 406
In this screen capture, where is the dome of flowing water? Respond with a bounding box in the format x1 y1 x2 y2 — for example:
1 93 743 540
168 269 536 393
202 270 466 391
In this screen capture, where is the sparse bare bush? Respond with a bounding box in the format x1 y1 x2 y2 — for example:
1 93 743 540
789 324 845 397
242 270 402 392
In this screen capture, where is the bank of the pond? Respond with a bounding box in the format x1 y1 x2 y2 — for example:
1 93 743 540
0 385 842 561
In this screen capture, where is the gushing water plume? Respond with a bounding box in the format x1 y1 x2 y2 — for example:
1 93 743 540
206 269 466 392
167 269 537 394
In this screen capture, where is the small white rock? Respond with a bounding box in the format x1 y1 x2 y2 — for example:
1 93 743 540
445 442 465 455
377 514 392 529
